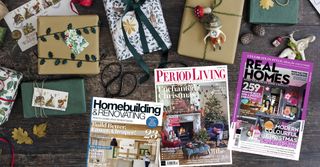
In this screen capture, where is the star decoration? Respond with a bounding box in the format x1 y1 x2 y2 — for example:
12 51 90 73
123 19 137 35
260 0 274 10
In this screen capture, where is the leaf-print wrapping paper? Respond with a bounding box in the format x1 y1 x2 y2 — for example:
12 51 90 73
0 67 23 125
103 0 172 60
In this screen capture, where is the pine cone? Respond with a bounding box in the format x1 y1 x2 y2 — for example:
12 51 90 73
252 25 266 37
240 33 254 45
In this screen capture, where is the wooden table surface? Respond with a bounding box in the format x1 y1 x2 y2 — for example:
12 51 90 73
0 0 320 167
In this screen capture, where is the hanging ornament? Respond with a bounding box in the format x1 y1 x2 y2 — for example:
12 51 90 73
278 31 316 61
202 14 226 51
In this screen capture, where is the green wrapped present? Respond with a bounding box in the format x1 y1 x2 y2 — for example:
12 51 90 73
21 78 86 118
249 0 299 24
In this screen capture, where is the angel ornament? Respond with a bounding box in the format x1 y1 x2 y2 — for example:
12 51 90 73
278 31 316 61
202 14 226 51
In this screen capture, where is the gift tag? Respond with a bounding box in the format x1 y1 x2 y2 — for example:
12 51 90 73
32 88 69 111
64 29 89 55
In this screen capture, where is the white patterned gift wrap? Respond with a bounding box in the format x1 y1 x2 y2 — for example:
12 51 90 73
0 67 23 125
103 0 172 60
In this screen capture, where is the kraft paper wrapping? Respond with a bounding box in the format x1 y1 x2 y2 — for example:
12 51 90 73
37 15 100 75
0 1 8 20
178 0 244 64
21 79 87 118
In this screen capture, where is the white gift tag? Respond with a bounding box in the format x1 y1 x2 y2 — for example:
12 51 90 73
32 88 69 111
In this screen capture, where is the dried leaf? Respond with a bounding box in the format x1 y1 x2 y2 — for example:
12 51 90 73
12 128 33 145
260 0 274 10
33 123 47 138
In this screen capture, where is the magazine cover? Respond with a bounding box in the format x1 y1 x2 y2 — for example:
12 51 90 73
87 97 163 167
155 66 232 166
228 52 313 160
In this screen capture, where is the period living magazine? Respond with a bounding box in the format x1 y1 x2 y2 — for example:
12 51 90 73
87 97 163 167
228 52 313 160
155 66 232 166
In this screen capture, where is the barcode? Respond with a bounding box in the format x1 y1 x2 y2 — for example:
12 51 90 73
165 160 179 166
235 134 240 147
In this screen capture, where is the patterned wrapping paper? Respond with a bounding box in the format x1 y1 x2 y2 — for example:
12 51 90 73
103 0 172 60
0 67 23 125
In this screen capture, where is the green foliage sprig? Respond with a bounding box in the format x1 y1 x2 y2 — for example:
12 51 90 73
38 23 98 41
39 52 98 68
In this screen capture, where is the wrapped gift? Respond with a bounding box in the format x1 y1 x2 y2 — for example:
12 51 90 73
178 0 244 64
103 0 171 82
21 79 86 118
0 67 23 125
37 15 100 75
103 0 171 60
249 0 299 24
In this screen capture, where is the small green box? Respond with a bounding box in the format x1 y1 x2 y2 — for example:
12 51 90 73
21 78 87 118
249 0 299 24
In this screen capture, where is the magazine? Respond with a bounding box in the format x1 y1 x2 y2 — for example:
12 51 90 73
228 52 313 160
154 66 232 166
87 97 163 167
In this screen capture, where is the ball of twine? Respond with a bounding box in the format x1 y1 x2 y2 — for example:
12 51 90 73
0 1 9 21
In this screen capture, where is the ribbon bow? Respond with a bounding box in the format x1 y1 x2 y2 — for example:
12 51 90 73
121 0 169 83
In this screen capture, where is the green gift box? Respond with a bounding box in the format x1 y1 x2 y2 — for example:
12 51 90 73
21 78 86 118
249 0 299 24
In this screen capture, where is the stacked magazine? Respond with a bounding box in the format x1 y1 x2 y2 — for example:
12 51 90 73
86 52 313 166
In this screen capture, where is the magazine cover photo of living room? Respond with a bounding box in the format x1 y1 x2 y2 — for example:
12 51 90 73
156 82 232 166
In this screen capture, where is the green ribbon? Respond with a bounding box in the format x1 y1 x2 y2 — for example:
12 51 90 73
121 0 169 83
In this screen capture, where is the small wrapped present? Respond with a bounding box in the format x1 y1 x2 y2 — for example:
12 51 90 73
37 15 100 75
103 0 172 82
249 0 299 24
21 79 86 118
103 0 171 60
178 0 244 64
0 67 23 125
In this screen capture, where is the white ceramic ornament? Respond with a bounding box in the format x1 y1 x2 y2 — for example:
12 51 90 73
279 32 316 61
